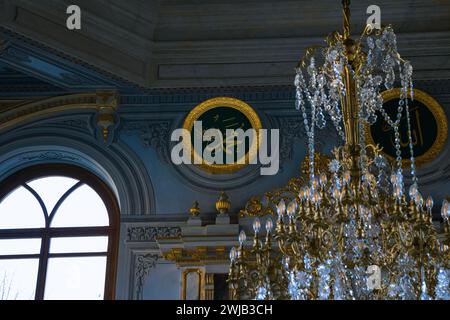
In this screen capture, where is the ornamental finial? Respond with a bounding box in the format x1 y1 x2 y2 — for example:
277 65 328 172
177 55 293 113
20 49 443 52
216 191 231 215
189 201 201 217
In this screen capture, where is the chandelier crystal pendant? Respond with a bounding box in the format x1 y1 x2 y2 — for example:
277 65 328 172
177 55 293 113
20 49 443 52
228 0 450 300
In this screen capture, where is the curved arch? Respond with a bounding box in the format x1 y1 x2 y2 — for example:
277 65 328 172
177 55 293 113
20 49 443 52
0 92 116 132
0 163 120 299
0 164 120 227
0 125 155 216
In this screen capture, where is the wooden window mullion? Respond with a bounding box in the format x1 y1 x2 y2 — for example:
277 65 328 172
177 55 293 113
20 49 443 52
35 232 50 300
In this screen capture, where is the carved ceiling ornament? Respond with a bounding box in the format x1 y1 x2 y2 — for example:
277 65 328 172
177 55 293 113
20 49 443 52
121 119 172 163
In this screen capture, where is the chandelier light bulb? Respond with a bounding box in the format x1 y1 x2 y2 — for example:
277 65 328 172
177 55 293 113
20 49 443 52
292 199 298 211
409 184 418 199
282 256 290 269
230 247 237 262
253 217 261 234
311 176 319 190
414 192 424 207
299 188 306 201
426 196 434 211
305 188 311 201
286 204 294 218
266 218 274 234
277 199 286 217
442 200 449 220
343 171 351 185
332 188 342 202
238 230 247 245
287 201 297 219
394 185 403 200
390 173 398 186
313 191 321 204
320 173 328 187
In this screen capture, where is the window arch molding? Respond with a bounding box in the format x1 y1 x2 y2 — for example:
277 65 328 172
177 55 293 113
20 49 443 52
0 163 120 300
0 128 156 215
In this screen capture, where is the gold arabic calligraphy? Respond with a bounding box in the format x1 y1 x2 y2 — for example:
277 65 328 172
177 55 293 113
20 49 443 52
196 112 247 155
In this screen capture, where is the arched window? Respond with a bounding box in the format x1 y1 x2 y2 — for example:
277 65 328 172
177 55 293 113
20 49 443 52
0 164 119 300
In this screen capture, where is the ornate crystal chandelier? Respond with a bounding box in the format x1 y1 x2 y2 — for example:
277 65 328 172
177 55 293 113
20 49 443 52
228 0 450 300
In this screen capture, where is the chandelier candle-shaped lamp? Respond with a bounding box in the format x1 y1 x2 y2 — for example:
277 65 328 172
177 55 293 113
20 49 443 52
228 0 450 300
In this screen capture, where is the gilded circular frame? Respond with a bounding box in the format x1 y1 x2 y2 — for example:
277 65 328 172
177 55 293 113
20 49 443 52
182 97 262 174
366 88 448 167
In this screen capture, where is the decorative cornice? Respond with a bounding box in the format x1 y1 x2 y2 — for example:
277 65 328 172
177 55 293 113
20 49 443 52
2 24 450 95
120 86 296 105
133 253 159 300
0 26 137 90
0 84 64 94
118 79 450 105
127 226 181 242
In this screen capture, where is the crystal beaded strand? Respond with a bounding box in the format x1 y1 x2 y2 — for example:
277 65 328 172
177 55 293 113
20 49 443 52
378 95 404 184
296 57 319 184
358 116 367 174
309 101 316 184
401 62 418 186
295 67 315 182
307 58 318 184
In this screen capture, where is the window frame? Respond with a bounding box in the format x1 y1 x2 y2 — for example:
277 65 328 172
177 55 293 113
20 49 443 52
0 164 120 300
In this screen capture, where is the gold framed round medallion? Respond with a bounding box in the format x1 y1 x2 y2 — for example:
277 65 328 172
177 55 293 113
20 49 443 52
183 97 262 174
366 88 448 167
